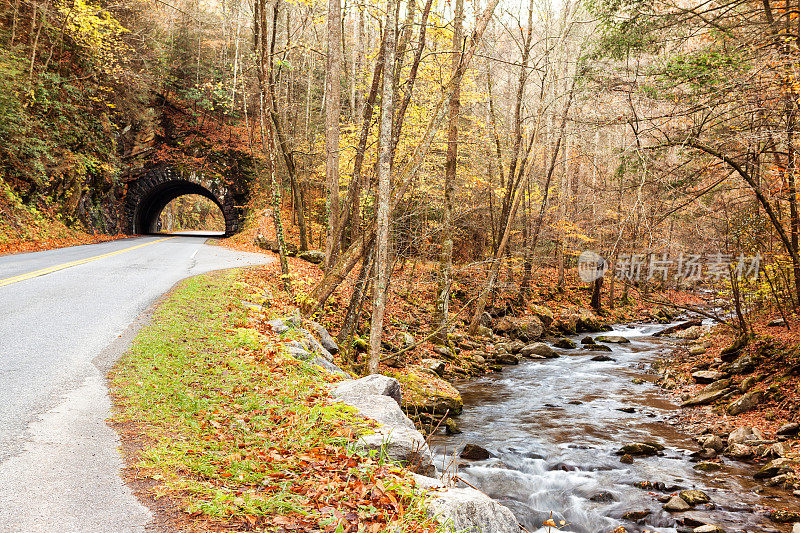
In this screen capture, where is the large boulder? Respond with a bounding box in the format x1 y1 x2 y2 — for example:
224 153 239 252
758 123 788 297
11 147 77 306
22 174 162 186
426 487 520 533
331 375 436 476
724 351 757 374
595 335 630 344
681 380 733 407
692 371 725 384
529 304 554 327
727 426 763 445
520 343 557 359
727 390 763 415
576 312 602 332
754 458 794 479
516 317 544 342
391 368 463 416
299 250 325 264
308 321 339 355
654 320 703 337
331 374 402 406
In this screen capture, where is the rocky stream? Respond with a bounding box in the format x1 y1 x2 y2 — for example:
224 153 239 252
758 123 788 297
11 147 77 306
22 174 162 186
430 323 800 533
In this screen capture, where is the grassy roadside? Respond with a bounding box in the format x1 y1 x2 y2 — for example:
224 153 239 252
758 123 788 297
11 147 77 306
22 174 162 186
111 270 434 533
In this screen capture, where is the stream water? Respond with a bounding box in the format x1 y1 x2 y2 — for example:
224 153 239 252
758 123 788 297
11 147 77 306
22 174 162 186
430 323 799 533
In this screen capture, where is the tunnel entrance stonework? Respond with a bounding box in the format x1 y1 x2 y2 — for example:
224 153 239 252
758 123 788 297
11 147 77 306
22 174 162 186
123 166 244 236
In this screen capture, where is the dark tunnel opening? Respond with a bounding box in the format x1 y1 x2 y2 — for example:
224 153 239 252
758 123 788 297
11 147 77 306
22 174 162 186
132 180 226 235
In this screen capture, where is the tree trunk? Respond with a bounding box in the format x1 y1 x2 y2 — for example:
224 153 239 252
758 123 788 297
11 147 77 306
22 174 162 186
367 0 397 375
324 0 343 269
433 0 463 345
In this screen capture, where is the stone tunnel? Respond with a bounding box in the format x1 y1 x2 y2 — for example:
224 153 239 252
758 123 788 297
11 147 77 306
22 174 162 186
122 166 245 236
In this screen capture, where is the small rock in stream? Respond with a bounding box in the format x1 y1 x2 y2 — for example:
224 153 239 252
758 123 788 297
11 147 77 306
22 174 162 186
622 510 651 521
589 491 617 503
584 344 613 352
693 461 722 472
595 335 631 344
620 454 634 464
618 442 664 456
770 509 800 523
460 443 491 460
591 354 616 362
693 525 725 533
664 495 691 512
553 338 577 349
581 336 596 344
679 489 711 506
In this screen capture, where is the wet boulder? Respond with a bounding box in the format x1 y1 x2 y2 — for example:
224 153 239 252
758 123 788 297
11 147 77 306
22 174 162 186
584 344 613 352
679 490 711 506
694 462 722 472
460 443 491 460
595 335 630 344
622 510 650 521
493 352 519 365
553 338 577 349
520 342 557 358
581 336 596 345
664 495 691 512
617 442 664 456
693 525 725 533
591 355 615 362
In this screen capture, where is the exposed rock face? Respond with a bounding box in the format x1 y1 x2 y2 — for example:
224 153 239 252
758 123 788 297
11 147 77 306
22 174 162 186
330 375 436 477
426 487 521 533
727 390 763 415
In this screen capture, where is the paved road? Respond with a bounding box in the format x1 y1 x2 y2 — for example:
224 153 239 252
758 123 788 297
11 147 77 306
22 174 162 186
0 234 272 532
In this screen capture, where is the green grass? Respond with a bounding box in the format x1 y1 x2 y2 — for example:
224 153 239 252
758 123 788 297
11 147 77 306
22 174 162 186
111 270 433 532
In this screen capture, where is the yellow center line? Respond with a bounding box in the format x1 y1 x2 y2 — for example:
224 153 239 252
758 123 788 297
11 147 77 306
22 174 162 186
0 237 175 288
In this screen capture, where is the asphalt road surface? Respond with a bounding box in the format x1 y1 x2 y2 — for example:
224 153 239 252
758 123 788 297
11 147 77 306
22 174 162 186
0 233 272 532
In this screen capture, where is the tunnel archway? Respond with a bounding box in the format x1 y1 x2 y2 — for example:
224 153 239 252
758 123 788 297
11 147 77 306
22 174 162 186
123 167 244 236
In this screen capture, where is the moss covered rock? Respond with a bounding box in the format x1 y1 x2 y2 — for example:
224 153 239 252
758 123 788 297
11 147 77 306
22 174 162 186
390 367 463 417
